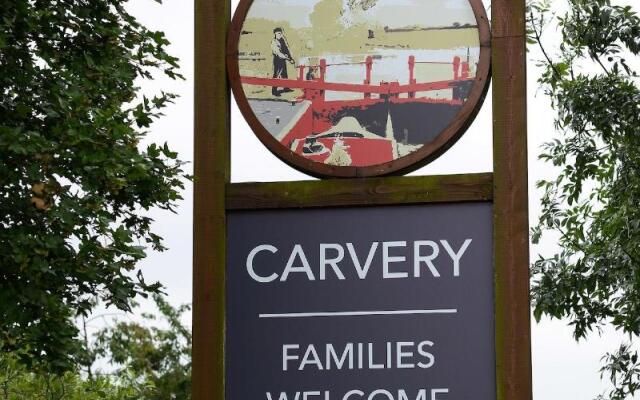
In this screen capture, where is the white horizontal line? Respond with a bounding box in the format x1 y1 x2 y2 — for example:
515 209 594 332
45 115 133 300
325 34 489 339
258 309 458 319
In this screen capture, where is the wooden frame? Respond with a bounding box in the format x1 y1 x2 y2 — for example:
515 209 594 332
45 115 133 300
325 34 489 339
193 0 229 398
226 0 492 178
193 0 531 398
227 173 493 210
491 0 532 398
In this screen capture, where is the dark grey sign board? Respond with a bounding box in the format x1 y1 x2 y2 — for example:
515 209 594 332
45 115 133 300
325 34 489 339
226 203 495 400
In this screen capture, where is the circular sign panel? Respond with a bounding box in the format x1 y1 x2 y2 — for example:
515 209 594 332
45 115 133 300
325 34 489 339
228 0 490 178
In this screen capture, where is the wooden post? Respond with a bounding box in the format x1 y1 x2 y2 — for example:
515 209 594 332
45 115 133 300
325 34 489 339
364 55 373 99
408 55 416 98
365 55 373 84
491 0 532 399
461 61 470 79
193 0 230 399
319 58 327 82
453 56 461 80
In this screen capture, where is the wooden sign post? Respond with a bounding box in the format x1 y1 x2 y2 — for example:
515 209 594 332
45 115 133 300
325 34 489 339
193 0 531 398
491 0 532 398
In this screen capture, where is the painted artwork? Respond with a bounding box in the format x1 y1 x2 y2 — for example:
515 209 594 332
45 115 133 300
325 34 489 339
232 0 485 170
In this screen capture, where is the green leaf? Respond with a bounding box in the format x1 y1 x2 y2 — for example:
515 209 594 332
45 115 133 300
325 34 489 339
0 0 190 373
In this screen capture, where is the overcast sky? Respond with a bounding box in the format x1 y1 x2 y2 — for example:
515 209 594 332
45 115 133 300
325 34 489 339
122 1 639 398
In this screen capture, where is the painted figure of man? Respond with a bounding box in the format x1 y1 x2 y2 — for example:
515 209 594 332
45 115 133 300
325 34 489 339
271 27 295 97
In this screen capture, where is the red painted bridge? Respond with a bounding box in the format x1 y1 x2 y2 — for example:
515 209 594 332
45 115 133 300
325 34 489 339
241 55 474 101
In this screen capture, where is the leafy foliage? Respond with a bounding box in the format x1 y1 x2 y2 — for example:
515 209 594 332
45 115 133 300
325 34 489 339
597 344 640 400
0 295 191 400
91 295 192 400
0 0 186 371
0 350 154 400
528 0 640 397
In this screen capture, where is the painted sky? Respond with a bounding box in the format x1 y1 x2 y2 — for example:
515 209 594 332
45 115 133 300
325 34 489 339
248 0 477 29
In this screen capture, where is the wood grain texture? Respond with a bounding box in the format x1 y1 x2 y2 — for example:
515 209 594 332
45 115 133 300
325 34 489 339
491 0 527 39
492 0 533 399
193 0 229 399
227 173 493 210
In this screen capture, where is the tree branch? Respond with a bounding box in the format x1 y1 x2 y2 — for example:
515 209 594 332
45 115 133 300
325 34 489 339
529 10 563 80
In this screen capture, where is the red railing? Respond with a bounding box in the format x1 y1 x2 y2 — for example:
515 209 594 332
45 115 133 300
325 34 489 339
240 55 473 101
